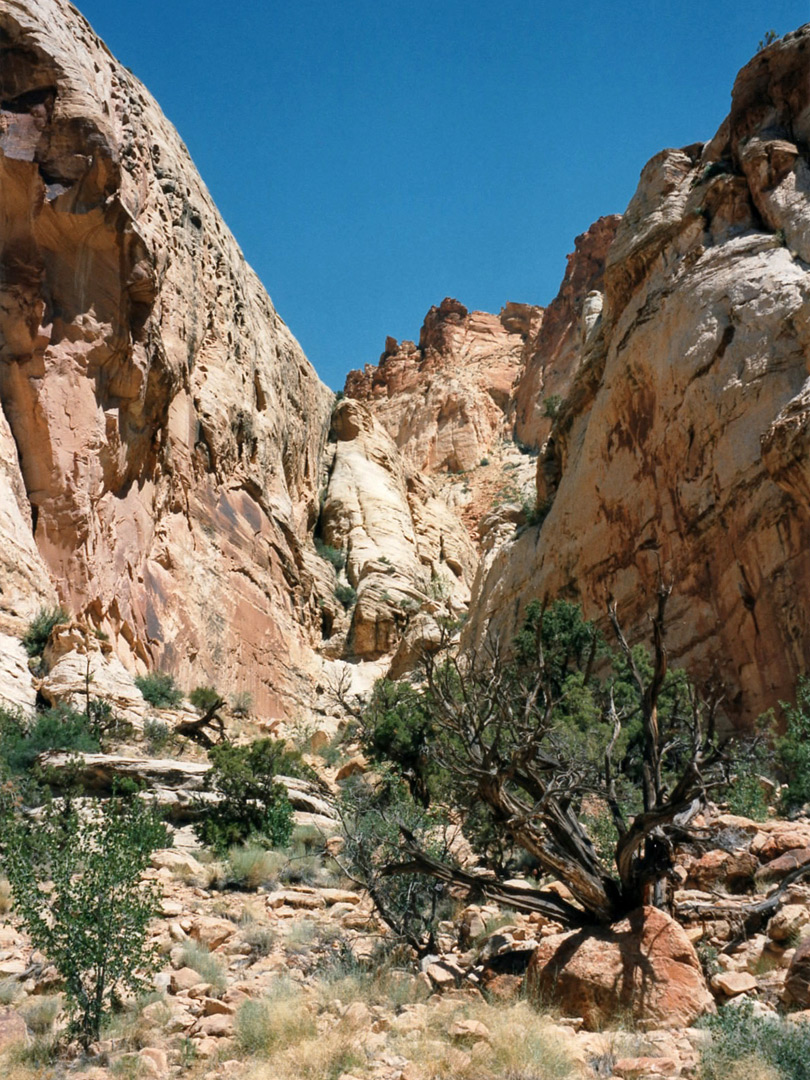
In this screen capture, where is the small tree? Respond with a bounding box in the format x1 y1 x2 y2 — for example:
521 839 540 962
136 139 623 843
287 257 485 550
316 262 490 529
352 585 729 928
193 738 310 853
1 789 168 1049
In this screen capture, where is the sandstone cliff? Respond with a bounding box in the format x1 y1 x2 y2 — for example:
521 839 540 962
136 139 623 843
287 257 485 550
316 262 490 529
466 26 810 723
0 0 333 713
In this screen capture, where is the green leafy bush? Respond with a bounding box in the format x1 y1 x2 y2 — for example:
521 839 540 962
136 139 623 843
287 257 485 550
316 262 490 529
0 704 100 778
335 583 357 609
193 738 311 853
777 676 810 811
700 1000 810 1080
314 538 346 572
135 671 183 708
21 605 69 658
188 685 222 712
0 789 168 1049
143 717 172 755
542 394 563 419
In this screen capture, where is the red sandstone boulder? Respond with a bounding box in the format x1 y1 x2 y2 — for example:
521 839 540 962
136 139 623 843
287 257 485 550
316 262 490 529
784 938 810 1005
526 906 715 1031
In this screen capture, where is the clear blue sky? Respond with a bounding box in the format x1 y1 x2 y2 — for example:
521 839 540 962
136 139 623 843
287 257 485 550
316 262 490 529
76 1 810 389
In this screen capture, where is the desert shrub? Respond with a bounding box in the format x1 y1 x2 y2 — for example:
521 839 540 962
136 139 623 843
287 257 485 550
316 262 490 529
334 583 357 608
0 789 167 1049
192 738 311 853
314 539 346 572
134 671 182 708
143 717 172 755
700 1001 810 1080
337 771 456 955
0 704 100 779
240 920 275 957
777 676 810 810
179 941 227 995
230 690 253 717
542 394 563 419
226 843 285 890
21 606 69 658
188 685 221 712
235 979 315 1056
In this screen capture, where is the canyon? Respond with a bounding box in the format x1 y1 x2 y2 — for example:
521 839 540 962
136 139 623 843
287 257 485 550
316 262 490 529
1 0 810 729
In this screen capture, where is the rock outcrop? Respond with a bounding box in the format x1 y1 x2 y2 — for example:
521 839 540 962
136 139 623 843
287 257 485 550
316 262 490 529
466 27 810 722
318 398 476 660
346 297 541 475
0 0 334 714
526 907 715 1031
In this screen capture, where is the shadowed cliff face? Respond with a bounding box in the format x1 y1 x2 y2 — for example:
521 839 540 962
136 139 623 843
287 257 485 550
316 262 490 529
465 26 810 724
0 0 333 713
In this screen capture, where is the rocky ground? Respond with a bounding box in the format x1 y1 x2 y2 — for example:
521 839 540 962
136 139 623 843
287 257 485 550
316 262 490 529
1 720 810 1080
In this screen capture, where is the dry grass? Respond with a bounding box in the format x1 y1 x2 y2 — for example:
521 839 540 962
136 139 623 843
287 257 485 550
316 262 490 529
709 1055 781 1080
388 998 580 1080
179 941 228 995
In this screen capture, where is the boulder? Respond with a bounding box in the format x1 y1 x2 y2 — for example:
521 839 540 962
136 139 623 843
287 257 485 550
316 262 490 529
784 938 810 1005
526 906 715 1030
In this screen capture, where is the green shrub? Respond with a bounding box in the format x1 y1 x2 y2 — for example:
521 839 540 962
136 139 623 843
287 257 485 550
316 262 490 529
135 671 183 708
21 606 69 658
0 789 167 1049
777 676 810 811
0 704 100 778
335 583 357 609
192 738 310 854
188 685 222 712
314 539 346 572
143 717 172 755
700 1000 810 1080
542 394 563 420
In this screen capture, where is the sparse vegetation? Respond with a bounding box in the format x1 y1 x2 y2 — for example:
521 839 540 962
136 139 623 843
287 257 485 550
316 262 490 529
230 690 253 716
700 1001 810 1080
21 605 69 659
777 675 810 811
179 941 227 995
143 716 173 755
335 582 357 608
134 670 183 708
314 538 346 572
543 394 564 419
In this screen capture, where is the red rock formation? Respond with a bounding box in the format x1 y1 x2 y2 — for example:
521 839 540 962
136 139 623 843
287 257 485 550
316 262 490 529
346 297 541 474
0 0 333 713
526 907 715 1031
466 26 810 723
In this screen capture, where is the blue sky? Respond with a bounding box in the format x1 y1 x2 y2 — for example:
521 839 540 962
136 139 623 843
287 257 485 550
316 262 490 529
77 1 810 389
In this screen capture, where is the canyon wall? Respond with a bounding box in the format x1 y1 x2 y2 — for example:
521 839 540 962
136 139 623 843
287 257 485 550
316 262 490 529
0 0 334 714
466 26 810 722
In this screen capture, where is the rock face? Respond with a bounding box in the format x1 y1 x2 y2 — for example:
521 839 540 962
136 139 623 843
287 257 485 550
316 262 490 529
526 907 715 1030
319 398 476 659
0 0 333 713
466 27 810 722
346 297 541 474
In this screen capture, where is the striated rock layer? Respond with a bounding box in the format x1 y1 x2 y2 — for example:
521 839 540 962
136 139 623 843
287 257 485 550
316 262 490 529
467 26 810 723
0 0 333 713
